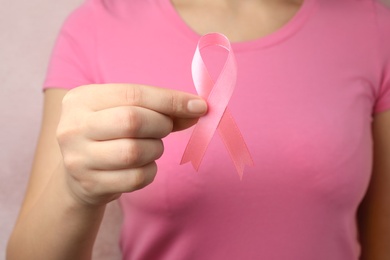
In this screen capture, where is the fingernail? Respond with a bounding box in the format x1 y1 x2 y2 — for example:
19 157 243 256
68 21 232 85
187 99 207 114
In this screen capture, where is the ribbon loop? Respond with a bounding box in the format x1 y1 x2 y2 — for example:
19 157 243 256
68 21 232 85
181 33 253 179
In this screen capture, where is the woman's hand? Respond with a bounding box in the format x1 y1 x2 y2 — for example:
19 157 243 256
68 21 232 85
7 84 205 259
57 84 207 206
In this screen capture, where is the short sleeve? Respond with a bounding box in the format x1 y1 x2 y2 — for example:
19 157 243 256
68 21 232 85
374 1 390 114
43 0 97 90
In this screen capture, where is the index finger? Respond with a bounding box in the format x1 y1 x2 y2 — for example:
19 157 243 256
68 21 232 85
68 84 207 118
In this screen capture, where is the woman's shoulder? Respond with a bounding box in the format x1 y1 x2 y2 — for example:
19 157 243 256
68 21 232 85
61 0 162 30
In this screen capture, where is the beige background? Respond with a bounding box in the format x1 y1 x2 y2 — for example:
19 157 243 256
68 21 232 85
1 0 390 259
0 0 122 258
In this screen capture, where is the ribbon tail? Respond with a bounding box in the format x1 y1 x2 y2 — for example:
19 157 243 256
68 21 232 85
218 110 254 179
180 113 220 171
180 130 204 171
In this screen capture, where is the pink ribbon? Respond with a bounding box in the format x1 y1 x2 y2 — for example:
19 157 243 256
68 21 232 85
181 33 253 179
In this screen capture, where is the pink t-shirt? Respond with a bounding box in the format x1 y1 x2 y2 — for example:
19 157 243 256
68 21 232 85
43 0 390 259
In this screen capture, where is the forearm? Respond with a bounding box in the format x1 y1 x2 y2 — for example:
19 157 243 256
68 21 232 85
7 163 106 260
359 182 390 260
359 111 390 260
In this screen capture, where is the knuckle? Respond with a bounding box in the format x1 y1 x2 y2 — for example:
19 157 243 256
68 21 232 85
61 90 74 106
120 108 142 136
56 126 71 146
130 163 157 191
56 127 66 145
61 87 81 108
169 94 182 114
56 124 81 146
57 112 87 146
78 178 100 198
133 162 157 190
120 141 141 166
155 140 164 160
132 171 147 190
126 86 143 106
62 154 82 174
162 117 174 137
57 116 87 146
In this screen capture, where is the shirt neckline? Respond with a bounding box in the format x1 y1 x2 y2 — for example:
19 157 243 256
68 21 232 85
159 0 317 52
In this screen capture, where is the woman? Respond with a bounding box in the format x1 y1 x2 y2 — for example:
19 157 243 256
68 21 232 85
7 0 390 259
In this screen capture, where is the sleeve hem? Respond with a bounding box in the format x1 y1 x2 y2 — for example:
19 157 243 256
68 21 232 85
374 103 390 115
43 77 94 91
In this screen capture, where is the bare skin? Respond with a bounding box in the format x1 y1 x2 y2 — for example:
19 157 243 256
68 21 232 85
7 85 207 260
359 110 390 260
172 0 304 42
6 0 390 259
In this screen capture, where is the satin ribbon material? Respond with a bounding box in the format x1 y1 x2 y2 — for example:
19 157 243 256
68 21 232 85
181 33 253 178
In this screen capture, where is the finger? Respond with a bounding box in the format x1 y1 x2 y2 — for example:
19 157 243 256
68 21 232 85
172 117 199 132
85 162 158 196
85 106 173 140
85 139 164 170
66 84 207 118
